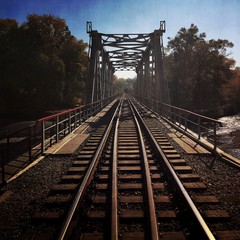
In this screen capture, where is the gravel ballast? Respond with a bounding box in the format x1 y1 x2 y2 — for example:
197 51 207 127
0 156 73 240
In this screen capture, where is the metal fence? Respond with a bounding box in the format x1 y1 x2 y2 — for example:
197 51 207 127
0 96 115 186
136 96 222 153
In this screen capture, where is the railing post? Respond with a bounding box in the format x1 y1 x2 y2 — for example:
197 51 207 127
198 117 201 140
213 123 217 151
178 109 181 127
173 108 176 123
56 116 59 143
79 108 82 125
68 112 71 133
1 150 6 186
83 107 86 122
74 110 77 129
28 126 32 162
91 104 94 116
185 112 187 131
7 135 10 164
41 121 45 154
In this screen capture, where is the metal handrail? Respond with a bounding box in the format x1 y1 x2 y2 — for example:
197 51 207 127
36 96 115 154
136 96 222 153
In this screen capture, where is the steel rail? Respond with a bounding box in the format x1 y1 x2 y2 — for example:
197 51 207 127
130 100 216 240
110 100 123 240
57 100 121 240
128 100 159 240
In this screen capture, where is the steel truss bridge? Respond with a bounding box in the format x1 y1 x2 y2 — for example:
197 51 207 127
86 21 168 104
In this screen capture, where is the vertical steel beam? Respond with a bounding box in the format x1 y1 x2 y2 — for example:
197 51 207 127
152 22 167 103
86 30 101 103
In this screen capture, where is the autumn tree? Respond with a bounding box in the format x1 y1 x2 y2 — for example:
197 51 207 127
0 15 87 117
222 67 240 113
0 19 19 113
165 24 234 116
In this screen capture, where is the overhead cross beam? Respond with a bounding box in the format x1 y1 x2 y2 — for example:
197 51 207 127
85 21 168 104
101 33 150 71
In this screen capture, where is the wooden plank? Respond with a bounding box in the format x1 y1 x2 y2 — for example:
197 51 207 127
77 154 93 159
81 233 103 240
178 173 200 181
160 145 175 150
68 167 87 172
118 166 141 171
169 159 186 165
166 154 182 159
62 175 83 181
72 160 90 165
171 137 198 154
118 173 162 180
160 232 186 240
120 196 143 203
118 150 140 154
80 150 95 154
121 232 144 240
88 211 105 219
118 146 139 150
52 184 78 192
155 195 170 203
118 154 141 159
192 195 219 204
183 137 211 155
215 231 240 240
54 133 89 155
163 150 178 154
173 166 192 173
118 160 141 165
92 196 106 203
183 182 207 190
203 210 230 219
168 133 177 138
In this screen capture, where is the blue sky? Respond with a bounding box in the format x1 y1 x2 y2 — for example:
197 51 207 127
1 0 240 78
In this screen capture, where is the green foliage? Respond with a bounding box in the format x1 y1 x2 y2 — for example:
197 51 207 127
113 76 136 95
0 15 87 117
222 67 240 113
165 24 235 116
113 77 126 95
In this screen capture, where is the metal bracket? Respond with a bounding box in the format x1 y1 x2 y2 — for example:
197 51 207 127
86 21 92 34
160 21 166 32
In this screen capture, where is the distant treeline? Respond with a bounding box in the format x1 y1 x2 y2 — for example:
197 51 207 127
164 24 240 117
0 14 87 118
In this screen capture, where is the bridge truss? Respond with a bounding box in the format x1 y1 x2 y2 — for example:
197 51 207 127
86 21 168 104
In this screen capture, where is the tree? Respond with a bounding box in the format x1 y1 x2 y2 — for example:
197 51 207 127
0 19 19 113
61 38 87 105
222 67 240 113
0 14 88 117
165 24 234 116
113 77 126 95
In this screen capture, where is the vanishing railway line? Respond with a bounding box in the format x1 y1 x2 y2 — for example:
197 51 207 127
28 97 236 240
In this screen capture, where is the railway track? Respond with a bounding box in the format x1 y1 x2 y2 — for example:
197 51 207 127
31 98 238 240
